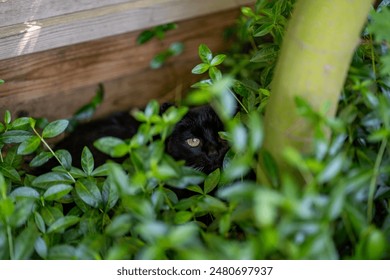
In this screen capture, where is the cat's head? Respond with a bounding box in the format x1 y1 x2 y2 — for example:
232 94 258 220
165 105 229 174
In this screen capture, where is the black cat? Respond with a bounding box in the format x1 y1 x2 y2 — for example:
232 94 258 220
52 104 229 174
166 105 228 174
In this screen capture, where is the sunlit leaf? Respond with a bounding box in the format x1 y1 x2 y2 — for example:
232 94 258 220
81 147 94 175
42 120 69 138
43 184 73 201
75 179 102 208
10 187 40 200
47 216 80 234
198 44 213 63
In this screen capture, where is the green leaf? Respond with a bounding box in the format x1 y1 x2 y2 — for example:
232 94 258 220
13 226 39 260
209 66 222 81
42 120 69 138
199 196 228 212
317 154 345 183
4 110 11 124
11 117 31 130
186 185 204 194
144 100 160 117
261 151 279 186
105 214 132 237
174 211 193 224
0 130 33 144
81 146 94 175
250 44 278 63
91 164 109 177
219 214 231 235
75 179 102 208
184 89 212 105
47 216 80 234
48 245 76 260
241 6 255 17
10 187 40 199
169 42 184 55
254 189 282 227
0 164 21 182
3 145 22 168
248 110 264 151
0 172 6 199
150 52 168 69
191 79 212 89
167 224 198 247
191 63 210 74
210 54 226 66
34 212 46 233
358 227 387 260
166 167 205 189
137 30 155 44
0 79 4 84
55 149 72 170
217 181 259 202
230 121 248 153
10 199 35 227
368 128 390 142
137 221 168 243
253 23 274 37
33 172 74 188
29 151 53 167
108 163 132 195
368 7 390 42
34 237 48 259
212 79 236 120
94 137 128 157
380 53 390 76
102 180 119 211
17 136 41 155
204 168 220 194
0 198 14 219
40 206 64 226
198 44 213 63
43 184 73 201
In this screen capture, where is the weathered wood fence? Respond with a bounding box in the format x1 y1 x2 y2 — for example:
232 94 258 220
0 0 254 120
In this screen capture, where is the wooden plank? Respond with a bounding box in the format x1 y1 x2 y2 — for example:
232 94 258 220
0 0 131 26
0 8 240 121
0 0 255 60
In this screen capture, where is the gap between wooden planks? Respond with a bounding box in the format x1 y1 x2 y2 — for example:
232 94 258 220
0 8 241 121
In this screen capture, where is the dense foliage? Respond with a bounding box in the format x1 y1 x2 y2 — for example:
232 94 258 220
0 0 389 259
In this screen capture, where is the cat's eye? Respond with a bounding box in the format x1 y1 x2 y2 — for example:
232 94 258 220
185 138 201 147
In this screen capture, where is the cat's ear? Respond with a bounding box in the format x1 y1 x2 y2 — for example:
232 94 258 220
160 102 176 114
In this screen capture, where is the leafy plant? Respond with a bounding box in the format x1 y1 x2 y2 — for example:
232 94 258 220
0 0 389 260
136 23 184 69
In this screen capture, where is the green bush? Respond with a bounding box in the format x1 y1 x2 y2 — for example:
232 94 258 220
0 0 389 259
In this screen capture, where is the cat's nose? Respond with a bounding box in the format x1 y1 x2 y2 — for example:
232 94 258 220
207 147 218 157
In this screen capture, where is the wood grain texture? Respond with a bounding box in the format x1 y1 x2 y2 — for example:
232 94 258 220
0 8 240 121
0 0 255 60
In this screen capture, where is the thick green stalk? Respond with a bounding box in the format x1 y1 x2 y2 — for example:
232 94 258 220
263 0 374 174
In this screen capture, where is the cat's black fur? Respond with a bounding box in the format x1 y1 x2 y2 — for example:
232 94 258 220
166 105 228 174
50 104 228 174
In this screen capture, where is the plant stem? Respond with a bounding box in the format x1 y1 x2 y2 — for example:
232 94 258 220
367 137 387 222
32 126 76 182
369 33 377 78
262 0 373 176
7 225 14 259
229 88 249 114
